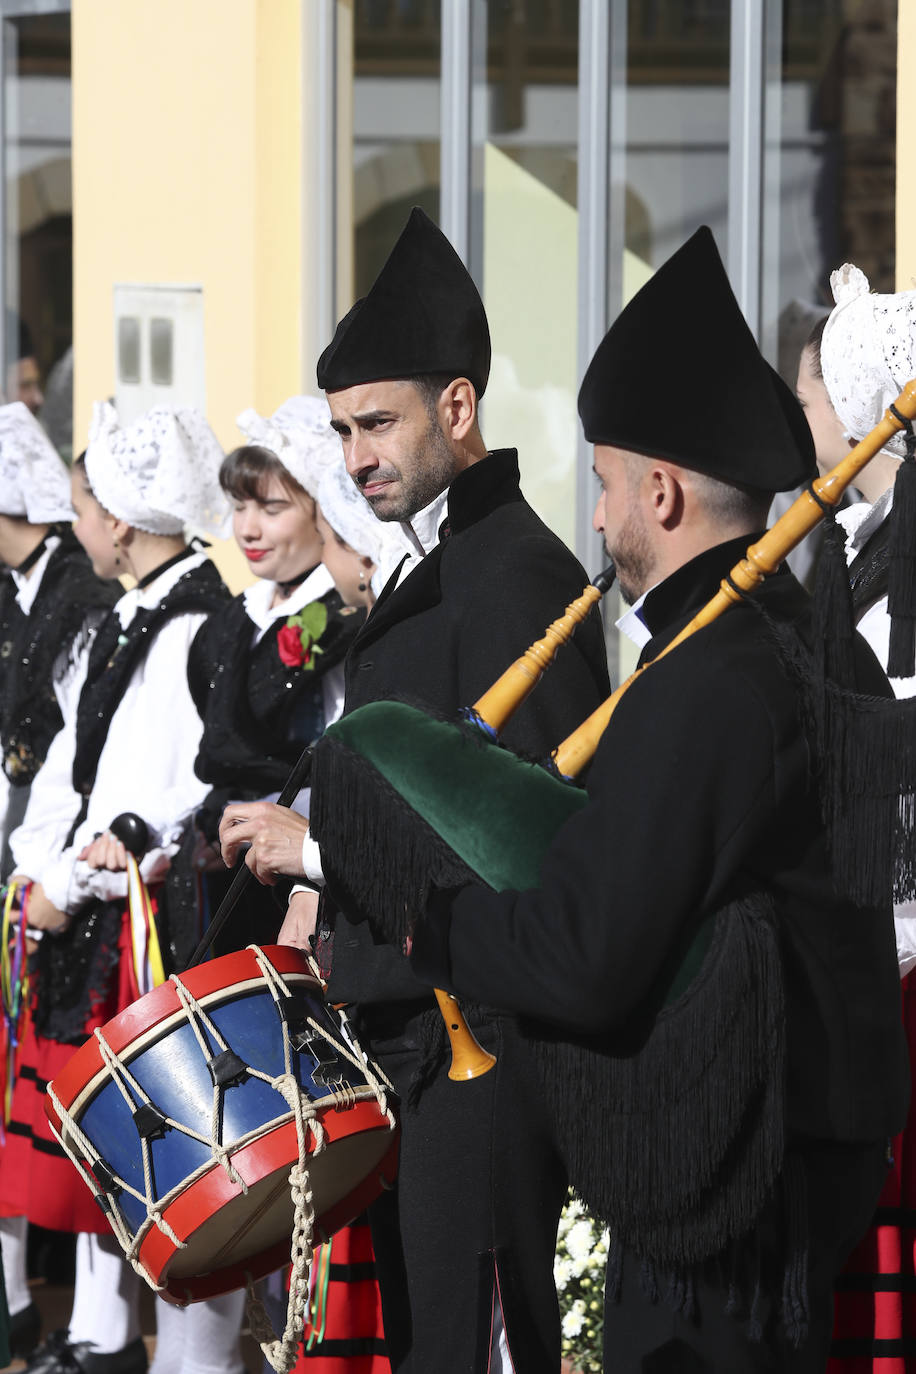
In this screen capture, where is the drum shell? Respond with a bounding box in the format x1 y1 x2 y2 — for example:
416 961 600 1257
46 945 398 1304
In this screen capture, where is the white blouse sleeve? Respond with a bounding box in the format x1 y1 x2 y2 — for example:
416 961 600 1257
16 610 211 914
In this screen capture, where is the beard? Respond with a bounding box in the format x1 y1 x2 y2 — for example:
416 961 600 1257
358 415 460 523
609 501 655 605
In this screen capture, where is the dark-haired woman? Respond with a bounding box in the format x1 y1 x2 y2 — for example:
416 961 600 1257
182 397 365 955
0 402 232 1374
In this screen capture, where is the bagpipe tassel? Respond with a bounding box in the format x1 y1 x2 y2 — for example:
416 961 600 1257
887 411 916 678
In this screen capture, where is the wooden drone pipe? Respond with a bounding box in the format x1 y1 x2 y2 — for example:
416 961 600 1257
469 564 616 736
438 564 615 1080
552 380 916 780
434 989 496 1080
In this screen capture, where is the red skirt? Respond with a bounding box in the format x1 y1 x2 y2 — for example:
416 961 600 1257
0 908 138 1234
295 1218 389 1373
828 972 916 1371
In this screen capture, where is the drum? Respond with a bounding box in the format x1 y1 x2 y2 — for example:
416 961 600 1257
45 945 399 1306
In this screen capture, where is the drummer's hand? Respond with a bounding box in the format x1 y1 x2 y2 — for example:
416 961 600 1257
218 802 309 884
22 882 70 935
78 831 128 872
277 889 320 951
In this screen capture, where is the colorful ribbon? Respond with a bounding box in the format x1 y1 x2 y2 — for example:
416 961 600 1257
126 855 165 996
304 1237 333 1350
0 879 31 1136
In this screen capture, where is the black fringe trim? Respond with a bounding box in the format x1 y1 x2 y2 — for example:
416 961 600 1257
530 892 785 1270
310 730 486 948
751 602 916 905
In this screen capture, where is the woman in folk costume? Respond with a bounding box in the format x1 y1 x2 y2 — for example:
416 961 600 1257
278 460 410 1374
796 267 916 1370
0 403 235 1374
0 403 119 874
180 397 367 957
0 402 119 1357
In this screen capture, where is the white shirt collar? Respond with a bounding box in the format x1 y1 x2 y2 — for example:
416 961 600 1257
242 562 334 638
836 486 894 559
399 488 450 559
11 534 61 614
115 547 209 628
615 584 660 650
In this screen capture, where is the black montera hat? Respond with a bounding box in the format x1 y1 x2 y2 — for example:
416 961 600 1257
317 208 491 398
577 226 815 492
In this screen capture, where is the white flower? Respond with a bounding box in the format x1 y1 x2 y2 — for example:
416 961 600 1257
562 1301 586 1339
565 1218 595 1261
554 1256 574 1290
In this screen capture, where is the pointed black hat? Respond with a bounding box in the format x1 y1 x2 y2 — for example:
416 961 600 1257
317 208 491 398
578 226 815 492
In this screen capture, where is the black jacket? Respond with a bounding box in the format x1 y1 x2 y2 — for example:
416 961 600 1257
413 533 909 1145
326 448 611 1006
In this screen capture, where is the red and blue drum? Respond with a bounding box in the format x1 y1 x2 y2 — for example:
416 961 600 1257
44 945 398 1306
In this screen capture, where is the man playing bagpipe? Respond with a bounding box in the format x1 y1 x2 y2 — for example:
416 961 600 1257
219 207 611 1371
401 228 911 1371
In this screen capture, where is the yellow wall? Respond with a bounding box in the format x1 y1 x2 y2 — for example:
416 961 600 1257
72 0 305 589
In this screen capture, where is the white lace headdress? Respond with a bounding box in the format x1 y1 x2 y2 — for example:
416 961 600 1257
316 461 413 584
0 401 73 522
821 265 916 459
85 402 231 536
235 394 340 498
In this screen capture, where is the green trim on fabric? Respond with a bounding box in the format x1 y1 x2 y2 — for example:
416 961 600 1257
324 702 587 891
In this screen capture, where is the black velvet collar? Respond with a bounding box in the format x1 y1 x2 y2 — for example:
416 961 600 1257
641 531 777 638
446 449 522 537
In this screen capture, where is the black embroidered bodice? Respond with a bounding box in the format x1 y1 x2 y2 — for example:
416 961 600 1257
72 556 230 798
848 509 892 620
36 554 230 1041
188 585 364 815
0 531 119 786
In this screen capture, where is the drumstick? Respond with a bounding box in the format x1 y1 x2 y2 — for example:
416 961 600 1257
186 746 313 968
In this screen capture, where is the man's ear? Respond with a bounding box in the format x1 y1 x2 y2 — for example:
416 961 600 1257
441 377 477 444
647 464 685 530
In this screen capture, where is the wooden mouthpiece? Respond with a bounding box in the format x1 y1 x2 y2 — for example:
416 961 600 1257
471 583 604 734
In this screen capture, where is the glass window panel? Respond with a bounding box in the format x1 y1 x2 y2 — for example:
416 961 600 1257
149 316 174 386
117 316 140 384
3 10 71 455
611 0 731 288
600 1 732 677
471 0 580 553
763 1 896 380
352 0 441 297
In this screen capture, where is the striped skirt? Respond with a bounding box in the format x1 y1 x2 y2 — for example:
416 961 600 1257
829 971 916 1371
296 1217 389 1373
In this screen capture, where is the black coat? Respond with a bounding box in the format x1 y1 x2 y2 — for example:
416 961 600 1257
413 533 909 1146
326 448 611 1007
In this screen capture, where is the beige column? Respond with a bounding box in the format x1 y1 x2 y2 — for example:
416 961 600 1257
897 3 915 290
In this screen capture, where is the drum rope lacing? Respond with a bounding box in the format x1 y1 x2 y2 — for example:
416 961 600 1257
46 947 397 1374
